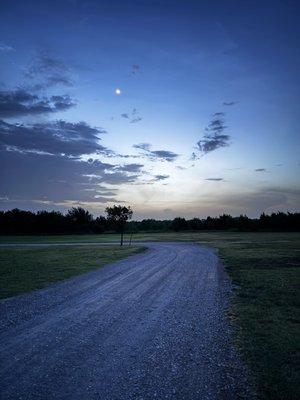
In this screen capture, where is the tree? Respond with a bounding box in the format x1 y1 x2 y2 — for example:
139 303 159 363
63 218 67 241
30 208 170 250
171 217 187 231
66 207 93 233
105 205 133 246
91 216 107 233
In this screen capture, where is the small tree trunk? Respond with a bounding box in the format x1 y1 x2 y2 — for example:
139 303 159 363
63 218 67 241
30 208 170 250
120 231 124 246
129 232 133 246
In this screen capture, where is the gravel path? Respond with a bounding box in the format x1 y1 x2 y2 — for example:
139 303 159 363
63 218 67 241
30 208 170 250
0 242 254 399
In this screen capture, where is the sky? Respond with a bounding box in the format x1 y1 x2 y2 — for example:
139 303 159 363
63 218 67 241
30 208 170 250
0 0 299 219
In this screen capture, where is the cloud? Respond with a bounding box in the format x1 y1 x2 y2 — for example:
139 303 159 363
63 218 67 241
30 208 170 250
197 134 230 154
121 108 143 123
150 150 178 161
0 147 143 205
216 187 300 215
133 143 179 162
24 54 74 88
182 186 300 218
205 178 224 181
223 101 237 106
190 152 197 161
154 174 169 181
195 112 230 156
133 143 151 151
25 54 68 77
131 64 140 75
130 117 142 124
255 168 267 172
0 119 108 156
30 78 74 91
0 89 75 118
113 163 144 173
213 112 225 117
0 42 15 52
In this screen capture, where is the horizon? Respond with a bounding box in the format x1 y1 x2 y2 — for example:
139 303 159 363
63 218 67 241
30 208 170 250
1 0 299 219
1 206 298 223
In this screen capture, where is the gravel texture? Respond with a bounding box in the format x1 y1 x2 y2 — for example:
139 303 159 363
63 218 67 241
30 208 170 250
0 242 255 399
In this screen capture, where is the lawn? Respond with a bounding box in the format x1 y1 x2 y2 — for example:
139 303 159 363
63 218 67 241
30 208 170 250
207 234 300 400
1 230 299 244
172 231 300 399
0 245 144 299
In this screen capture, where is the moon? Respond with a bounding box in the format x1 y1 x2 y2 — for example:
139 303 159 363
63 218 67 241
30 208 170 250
115 88 121 95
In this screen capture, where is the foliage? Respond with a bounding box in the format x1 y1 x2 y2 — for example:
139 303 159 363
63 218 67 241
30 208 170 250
105 205 133 245
0 209 299 235
105 205 133 231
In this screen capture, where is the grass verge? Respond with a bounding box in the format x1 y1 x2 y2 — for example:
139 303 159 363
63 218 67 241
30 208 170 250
1 231 299 244
213 237 300 400
0 245 144 299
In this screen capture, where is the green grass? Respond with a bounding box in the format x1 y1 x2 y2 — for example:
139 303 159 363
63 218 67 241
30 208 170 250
210 236 300 400
0 245 144 299
0 231 299 399
1 230 299 244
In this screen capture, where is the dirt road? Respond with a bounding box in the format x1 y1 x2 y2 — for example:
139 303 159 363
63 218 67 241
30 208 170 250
0 242 254 399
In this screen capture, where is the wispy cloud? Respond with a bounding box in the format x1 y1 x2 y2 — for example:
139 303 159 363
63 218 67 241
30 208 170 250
133 143 179 162
223 101 237 106
0 89 75 118
24 53 74 89
0 42 15 52
255 168 267 172
0 150 141 205
150 150 178 161
130 117 142 124
121 108 143 124
133 143 151 151
207 186 300 215
195 112 231 156
154 174 169 181
0 119 107 156
131 64 140 75
113 163 144 173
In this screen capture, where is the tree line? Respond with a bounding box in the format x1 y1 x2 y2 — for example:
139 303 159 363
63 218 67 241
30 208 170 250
0 207 299 235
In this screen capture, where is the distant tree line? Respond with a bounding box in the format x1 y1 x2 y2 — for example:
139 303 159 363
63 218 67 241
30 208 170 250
0 208 299 235
128 212 300 232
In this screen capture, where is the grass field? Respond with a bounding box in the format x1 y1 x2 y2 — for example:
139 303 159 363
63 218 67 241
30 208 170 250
0 230 299 244
0 245 144 300
211 235 300 400
0 231 299 399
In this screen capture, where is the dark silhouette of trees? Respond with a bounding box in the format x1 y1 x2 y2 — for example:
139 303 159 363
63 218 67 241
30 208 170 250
0 209 299 235
171 217 188 231
91 216 107 233
35 211 67 234
105 205 133 245
66 207 93 233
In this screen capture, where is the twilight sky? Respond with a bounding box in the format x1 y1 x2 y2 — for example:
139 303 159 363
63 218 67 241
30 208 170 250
0 0 299 219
